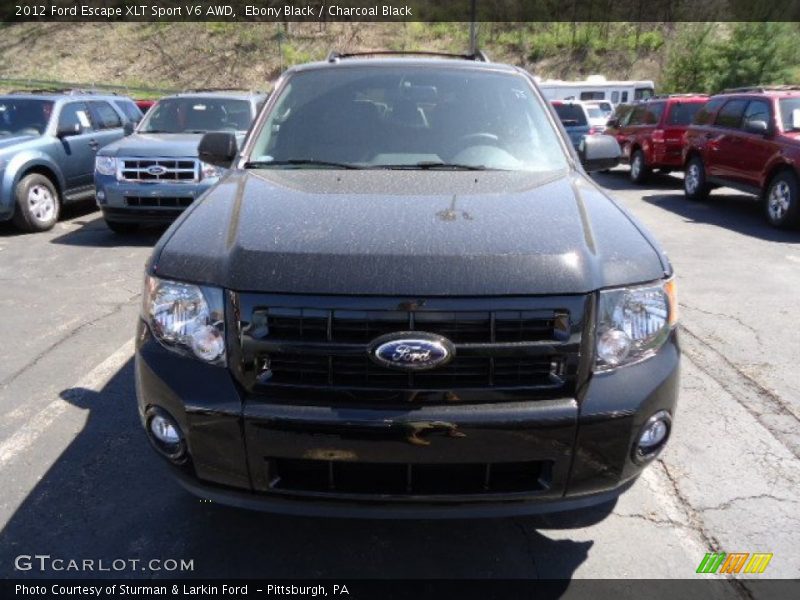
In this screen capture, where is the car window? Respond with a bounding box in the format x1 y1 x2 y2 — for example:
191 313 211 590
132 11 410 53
627 106 646 126
250 66 568 172
714 99 748 129
89 101 122 130
553 103 588 126
779 97 800 132
113 99 144 123
140 97 253 133
666 102 704 126
693 98 724 125
0 98 54 137
742 100 771 127
611 91 620 104
634 87 654 100
643 102 665 124
58 102 93 134
586 106 604 119
580 91 604 100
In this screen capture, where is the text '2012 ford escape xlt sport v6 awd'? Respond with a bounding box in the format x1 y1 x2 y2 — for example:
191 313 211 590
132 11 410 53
136 53 679 518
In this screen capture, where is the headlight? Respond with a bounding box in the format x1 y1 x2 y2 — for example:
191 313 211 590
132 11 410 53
595 277 677 371
142 275 226 365
95 156 117 176
200 161 223 179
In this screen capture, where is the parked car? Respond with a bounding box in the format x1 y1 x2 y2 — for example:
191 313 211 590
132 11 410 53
0 90 140 232
683 86 800 228
584 102 610 134
135 53 679 519
586 100 614 119
550 100 592 149
135 99 156 114
95 90 266 233
604 94 708 183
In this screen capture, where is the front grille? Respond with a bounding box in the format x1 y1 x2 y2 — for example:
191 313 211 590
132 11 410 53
267 458 551 496
237 294 585 398
125 196 194 208
264 353 562 389
118 158 199 182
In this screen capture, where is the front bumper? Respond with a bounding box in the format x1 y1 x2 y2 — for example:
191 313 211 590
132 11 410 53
95 174 216 223
135 322 679 518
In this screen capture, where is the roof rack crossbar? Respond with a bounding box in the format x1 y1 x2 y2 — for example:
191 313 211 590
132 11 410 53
181 87 264 94
7 88 117 96
721 85 800 94
326 50 490 63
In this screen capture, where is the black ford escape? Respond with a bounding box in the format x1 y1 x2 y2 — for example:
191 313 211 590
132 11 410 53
136 53 679 518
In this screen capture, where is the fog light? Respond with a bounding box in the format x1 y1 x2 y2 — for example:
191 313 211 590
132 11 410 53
633 410 672 463
146 407 187 463
95 190 106 205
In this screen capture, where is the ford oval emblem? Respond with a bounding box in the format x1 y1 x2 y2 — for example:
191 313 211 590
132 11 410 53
146 165 167 176
370 332 455 371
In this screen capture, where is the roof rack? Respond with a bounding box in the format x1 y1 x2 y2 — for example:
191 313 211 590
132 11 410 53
7 88 117 96
645 93 709 100
721 85 800 94
326 50 491 63
181 87 264 94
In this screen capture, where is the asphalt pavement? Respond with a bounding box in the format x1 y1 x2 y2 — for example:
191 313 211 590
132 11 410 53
0 171 798 593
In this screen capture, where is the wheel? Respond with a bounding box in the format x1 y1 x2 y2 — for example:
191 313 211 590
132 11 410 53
764 171 800 229
684 156 710 201
12 173 60 232
105 220 140 234
629 149 650 184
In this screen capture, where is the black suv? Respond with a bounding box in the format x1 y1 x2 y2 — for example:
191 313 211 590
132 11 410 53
136 54 679 518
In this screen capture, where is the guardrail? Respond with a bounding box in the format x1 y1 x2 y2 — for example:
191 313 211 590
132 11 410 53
0 76 179 97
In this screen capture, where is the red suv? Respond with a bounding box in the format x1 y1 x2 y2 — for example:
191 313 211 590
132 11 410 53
606 95 708 184
683 87 800 228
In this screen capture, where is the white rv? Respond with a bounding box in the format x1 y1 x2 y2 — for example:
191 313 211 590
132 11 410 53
535 75 655 106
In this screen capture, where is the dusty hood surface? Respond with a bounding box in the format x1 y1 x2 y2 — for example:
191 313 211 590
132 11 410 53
152 168 669 296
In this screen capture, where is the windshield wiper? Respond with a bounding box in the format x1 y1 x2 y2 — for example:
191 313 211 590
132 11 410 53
244 159 363 170
371 161 490 171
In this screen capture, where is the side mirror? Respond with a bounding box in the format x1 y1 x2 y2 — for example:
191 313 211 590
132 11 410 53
198 132 238 169
123 121 135 136
606 118 619 128
578 134 621 172
56 123 81 138
744 119 769 135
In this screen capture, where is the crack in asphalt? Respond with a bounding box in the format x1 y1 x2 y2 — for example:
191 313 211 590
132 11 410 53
695 493 800 513
680 302 764 345
0 292 140 391
680 325 800 461
657 461 755 600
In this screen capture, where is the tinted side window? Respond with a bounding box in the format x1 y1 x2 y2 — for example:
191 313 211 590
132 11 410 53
693 98 725 125
58 102 93 134
714 99 748 129
627 106 646 126
90 101 122 129
643 102 665 124
667 102 704 126
552 104 588 126
113 99 143 123
580 91 604 100
743 100 771 126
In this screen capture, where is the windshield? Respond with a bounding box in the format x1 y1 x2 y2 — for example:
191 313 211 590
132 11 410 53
586 106 604 119
779 98 800 132
138 97 252 134
0 98 54 137
552 104 588 127
248 66 568 172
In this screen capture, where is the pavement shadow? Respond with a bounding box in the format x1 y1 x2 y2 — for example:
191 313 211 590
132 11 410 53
49 214 166 248
0 359 599 583
592 168 685 191
642 192 800 243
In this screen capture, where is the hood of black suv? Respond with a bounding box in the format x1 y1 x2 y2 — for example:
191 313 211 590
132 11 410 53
152 169 668 295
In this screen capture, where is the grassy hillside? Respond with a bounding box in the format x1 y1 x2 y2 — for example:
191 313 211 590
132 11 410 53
0 22 797 95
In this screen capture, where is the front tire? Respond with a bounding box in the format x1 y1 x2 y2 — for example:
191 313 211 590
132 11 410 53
105 220 140 234
629 149 650 184
764 171 800 229
12 174 60 232
684 156 710 201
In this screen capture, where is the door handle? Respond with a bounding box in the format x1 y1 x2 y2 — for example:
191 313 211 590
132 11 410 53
89 139 99 151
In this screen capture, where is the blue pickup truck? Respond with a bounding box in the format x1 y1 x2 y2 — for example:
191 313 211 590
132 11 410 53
94 91 266 233
0 91 141 232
